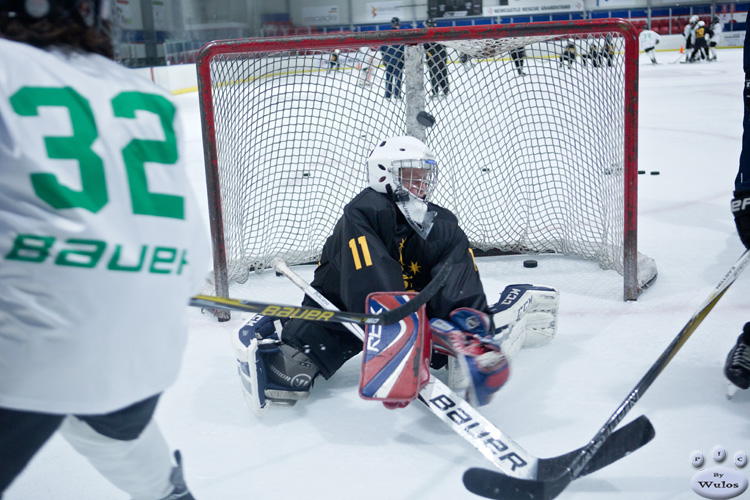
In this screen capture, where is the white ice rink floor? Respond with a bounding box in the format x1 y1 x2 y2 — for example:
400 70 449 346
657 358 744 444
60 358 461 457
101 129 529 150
6 47 750 500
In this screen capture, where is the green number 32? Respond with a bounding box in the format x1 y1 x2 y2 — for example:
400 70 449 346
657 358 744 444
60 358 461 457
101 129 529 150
10 87 184 219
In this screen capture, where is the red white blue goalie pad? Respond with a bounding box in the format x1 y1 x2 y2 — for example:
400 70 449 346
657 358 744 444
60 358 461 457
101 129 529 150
359 292 430 406
430 308 509 407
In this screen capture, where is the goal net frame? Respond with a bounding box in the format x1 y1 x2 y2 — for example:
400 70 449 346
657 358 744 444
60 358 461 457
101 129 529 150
197 19 654 309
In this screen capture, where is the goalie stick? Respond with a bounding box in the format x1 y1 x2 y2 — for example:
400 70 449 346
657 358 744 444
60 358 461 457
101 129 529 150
189 256 452 325
463 248 750 500
272 258 655 479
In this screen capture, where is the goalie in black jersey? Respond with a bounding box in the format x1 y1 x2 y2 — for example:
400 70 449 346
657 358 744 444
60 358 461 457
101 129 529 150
233 136 561 414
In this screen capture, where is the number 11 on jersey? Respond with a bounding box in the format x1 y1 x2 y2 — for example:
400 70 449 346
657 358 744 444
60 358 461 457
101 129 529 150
349 236 372 270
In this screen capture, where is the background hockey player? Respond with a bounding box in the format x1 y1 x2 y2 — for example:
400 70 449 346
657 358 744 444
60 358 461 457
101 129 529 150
639 28 661 64
726 11 750 395
510 46 527 76
232 136 559 414
459 52 475 70
560 39 577 68
581 40 600 68
357 46 378 86
424 18 449 96
380 17 404 99
602 33 616 67
709 16 723 61
689 20 711 62
681 15 698 63
328 48 341 71
0 1 210 498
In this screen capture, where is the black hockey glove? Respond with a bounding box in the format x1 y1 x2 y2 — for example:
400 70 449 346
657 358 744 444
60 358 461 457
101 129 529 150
732 190 750 249
745 73 750 112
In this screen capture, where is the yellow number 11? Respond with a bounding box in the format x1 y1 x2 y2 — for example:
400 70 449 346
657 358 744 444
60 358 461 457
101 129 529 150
348 236 373 270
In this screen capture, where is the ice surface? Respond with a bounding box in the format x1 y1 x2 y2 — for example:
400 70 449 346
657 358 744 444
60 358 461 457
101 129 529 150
6 49 750 500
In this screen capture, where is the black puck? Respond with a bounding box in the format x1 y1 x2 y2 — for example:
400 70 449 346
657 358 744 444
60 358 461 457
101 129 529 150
638 170 646 175
650 171 660 175
523 260 538 268
416 111 436 127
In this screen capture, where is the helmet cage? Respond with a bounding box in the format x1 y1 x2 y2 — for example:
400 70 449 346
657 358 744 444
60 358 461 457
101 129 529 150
392 158 438 200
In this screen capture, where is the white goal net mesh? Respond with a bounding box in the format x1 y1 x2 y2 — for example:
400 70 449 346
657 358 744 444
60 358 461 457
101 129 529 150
200 22 656 300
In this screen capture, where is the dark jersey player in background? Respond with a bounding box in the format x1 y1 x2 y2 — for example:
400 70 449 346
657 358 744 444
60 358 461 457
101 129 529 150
726 11 750 395
510 47 527 76
380 17 405 99
424 18 449 96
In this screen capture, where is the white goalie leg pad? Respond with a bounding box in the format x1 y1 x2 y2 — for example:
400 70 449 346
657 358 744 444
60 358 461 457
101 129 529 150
490 284 560 359
234 337 271 415
59 416 173 500
231 313 276 415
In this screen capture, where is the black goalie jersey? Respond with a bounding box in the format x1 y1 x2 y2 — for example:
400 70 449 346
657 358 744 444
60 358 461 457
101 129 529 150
280 188 491 378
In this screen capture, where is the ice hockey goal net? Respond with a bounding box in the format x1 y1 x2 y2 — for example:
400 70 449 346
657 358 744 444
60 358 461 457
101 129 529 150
197 19 657 304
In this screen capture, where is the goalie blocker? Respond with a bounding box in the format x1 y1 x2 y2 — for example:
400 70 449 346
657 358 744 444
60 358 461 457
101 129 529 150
359 292 431 409
361 292 510 408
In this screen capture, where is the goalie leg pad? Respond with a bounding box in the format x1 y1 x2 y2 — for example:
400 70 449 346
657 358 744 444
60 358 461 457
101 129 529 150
491 284 560 359
232 314 319 415
359 292 430 408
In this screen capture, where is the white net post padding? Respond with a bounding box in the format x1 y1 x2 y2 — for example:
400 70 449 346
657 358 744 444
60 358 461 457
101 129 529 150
405 44 427 142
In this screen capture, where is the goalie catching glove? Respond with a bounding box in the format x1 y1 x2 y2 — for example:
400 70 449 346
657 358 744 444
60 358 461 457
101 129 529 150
431 309 510 407
490 284 560 359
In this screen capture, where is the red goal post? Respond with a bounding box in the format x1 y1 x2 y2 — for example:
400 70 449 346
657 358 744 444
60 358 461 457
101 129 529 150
197 19 656 312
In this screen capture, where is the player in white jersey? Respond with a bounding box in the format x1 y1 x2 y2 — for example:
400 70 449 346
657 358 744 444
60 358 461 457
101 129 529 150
709 16 723 61
0 1 210 498
639 29 661 64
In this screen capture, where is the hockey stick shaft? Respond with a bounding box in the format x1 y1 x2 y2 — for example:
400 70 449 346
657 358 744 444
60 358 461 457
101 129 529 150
568 248 750 478
189 257 452 326
273 258 654 479
269 258 363 335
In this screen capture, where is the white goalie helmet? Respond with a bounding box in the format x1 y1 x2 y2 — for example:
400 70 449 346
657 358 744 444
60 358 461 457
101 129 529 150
690 15 699 23
367 136 438 200
367 136 439 238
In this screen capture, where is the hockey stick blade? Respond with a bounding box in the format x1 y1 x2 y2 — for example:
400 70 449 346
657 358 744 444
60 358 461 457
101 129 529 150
463 249 750 500
462 415 655 499
548 416 655 478
190 257 451 325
